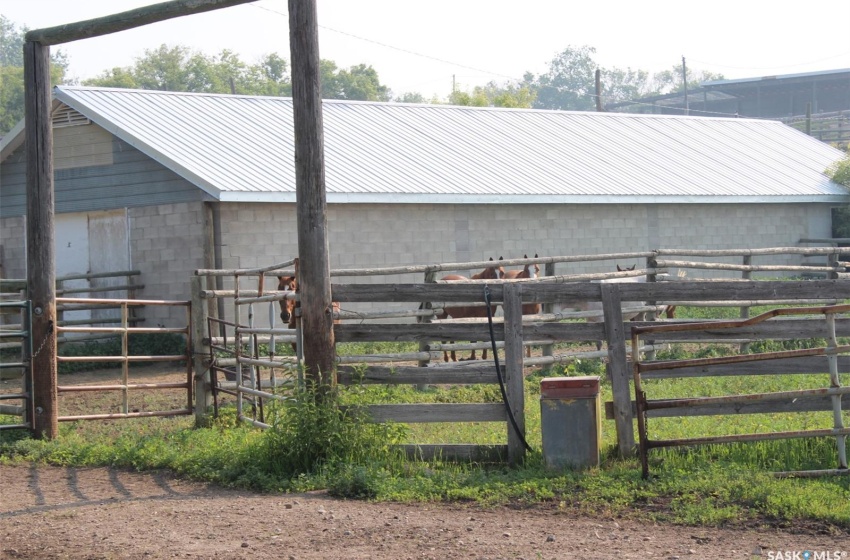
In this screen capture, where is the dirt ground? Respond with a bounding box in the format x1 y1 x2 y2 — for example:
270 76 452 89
2 463 849 560
2 366 850 559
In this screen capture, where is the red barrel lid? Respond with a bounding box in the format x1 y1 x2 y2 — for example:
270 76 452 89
540 376 600 398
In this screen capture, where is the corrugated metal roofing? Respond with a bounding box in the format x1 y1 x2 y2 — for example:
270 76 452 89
40 86 850 204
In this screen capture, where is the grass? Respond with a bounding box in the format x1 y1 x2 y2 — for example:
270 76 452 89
2 304 850 531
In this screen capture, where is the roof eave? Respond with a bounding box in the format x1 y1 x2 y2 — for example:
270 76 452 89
219 192 850 205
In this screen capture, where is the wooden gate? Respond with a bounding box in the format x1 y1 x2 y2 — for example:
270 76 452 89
632 304 850 478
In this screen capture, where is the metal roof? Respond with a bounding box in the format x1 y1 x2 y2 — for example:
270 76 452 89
22 86 850 204
702 68 850 87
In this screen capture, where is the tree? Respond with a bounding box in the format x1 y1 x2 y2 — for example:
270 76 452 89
447 80 535 108
84 44 391 102
650 65 724 94
0 16 70 136
827 151 850 237
394 92 427 104
85 45 292 96
528 45 599 111
320 61 390 101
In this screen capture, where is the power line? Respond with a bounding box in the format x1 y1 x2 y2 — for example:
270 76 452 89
250 3 518 84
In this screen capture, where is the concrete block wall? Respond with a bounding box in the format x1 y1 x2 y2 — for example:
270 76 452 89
129 202 206 327
0 216 26 280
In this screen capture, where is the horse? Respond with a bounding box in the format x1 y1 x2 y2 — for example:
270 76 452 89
436 257 505 362
502 253 541 357
276 273 340 354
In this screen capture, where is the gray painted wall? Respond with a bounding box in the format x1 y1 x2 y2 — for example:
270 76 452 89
1 124 203 218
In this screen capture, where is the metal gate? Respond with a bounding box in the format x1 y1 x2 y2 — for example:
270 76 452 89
55 297 193 421
632 304 850 478
0 299 33 431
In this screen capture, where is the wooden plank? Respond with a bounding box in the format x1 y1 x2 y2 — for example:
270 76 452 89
25 0 258 45
602 283 635 457
642 355 850 379
25 40 57 439
364 403 506 423
502 283 526 465
331 280 850 304
335 322 505 343
402 444 507 462
337 364 501 385
336 317 850 345
607 396 850 419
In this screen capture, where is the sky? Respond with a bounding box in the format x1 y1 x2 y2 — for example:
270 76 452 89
3 0 850 101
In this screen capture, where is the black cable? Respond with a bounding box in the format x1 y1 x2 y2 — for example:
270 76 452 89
484 285 533 453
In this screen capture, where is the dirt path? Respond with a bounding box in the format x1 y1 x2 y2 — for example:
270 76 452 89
1 464 847 560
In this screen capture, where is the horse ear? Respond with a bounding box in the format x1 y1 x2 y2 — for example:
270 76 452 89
523 254 528 259
534 253 538 258
617 265 624 272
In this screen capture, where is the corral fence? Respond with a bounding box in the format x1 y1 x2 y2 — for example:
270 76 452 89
0 270 145 351
0 271 170 428
192 245 850 468
783 109 850 147
54 297 192 422
632 303 850 478
0 292 32 430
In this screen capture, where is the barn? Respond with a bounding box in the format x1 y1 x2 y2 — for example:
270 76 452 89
1 85 848 327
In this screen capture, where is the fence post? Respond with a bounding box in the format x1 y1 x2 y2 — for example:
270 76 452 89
644 255 658 361
602 283 635 457
191 275 212 426
502 282 526 465
828 251 840 280
417 270 436 390
740 255 752 353
541 262 555 371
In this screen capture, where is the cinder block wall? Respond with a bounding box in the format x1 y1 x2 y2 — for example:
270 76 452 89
0 216 26 279
129 202 207 327
1 199 834 328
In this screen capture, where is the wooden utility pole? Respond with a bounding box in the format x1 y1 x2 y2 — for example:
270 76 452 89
288 0 336 389
682 56 689 116
24 40 58 439
594 69 604 112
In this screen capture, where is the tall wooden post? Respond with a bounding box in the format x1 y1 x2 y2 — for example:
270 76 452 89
288 0 335 389
24 40 58 439
502 283 526 465
191 275 212 425
601 283 635 457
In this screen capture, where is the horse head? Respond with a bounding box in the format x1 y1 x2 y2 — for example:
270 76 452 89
277 275 297 323
475 256 505 280
523 253 540 279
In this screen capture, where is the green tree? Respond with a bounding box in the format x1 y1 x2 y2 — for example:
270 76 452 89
827 151 850 237
0 16 70 136
394 92 427 104
650 64 724 94
320 61 390 101
529 45 599 111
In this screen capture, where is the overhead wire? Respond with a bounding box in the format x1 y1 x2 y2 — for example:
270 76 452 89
248 2 850 120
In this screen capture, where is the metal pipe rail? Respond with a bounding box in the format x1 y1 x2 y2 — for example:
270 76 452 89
631 304 850 479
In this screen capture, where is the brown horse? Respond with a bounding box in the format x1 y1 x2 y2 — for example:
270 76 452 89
503 254 541 357
276 274 340 354
436 257 505 362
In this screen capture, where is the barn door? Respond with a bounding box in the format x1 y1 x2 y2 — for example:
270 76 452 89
88 210 130 323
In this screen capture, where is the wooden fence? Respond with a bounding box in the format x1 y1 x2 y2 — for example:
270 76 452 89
192 247 850 466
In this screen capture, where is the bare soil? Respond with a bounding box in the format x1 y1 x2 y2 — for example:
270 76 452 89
2 366 849 559
3 463 849 560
